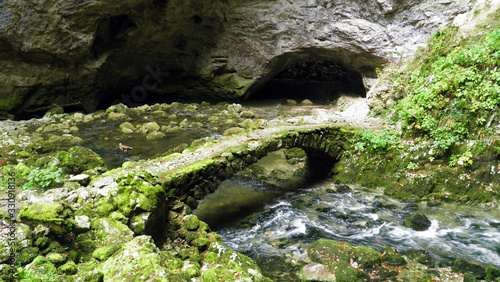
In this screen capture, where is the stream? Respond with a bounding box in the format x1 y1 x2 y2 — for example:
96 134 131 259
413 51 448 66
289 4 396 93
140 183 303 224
194 175 500 280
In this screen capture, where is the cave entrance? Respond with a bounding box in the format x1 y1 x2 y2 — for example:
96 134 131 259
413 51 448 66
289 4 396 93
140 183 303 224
249 60 366 103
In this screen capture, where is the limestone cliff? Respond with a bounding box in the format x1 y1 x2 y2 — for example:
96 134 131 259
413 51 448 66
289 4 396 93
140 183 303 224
0 0 471 117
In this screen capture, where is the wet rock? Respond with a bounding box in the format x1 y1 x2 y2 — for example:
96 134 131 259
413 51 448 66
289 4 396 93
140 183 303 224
301 263 336 281
227 103 243 113
311 109 330 123
119 122 135 134
308 239 381 271
404 213 431 231
180 119 190 128
301 99 313 105
73 112 84 122
106 104 128 114
287 99 298 105
108 112 127 121
451 259 486 279
240 110 256 118
146 131 166 140
191 136 215 148
140 121 161 133
223 127 246 136
240 119 254 129
161 125 180 133
416 254 434 267
185 104 199 112
336 185 352 194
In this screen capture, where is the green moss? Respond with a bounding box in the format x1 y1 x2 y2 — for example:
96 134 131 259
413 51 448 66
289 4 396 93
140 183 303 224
308 239 381 271
91 218 134 246
55 146 106 174
99 236 166 281
17 255 58 281
486 266 500 281
381 247 406 266
452 259 486 278
18 203 75 236
183 215 200 231
92 244 121 261
16 246 40 265
330 261 370 282
58 261 78 275
404 213 432 231
200 241 267 281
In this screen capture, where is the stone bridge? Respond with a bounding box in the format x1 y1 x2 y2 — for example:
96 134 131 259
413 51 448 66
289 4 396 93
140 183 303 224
32 124 350 246
143 124 347 204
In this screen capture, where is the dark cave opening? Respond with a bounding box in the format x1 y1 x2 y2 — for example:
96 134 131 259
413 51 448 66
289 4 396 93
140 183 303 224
249 60 367 103
91 15 137 58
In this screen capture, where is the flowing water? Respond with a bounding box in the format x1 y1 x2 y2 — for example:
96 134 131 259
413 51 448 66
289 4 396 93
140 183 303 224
195 170 500 280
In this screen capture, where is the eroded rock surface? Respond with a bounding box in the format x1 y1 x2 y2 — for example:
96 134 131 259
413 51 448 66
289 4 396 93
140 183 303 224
0 0 472 117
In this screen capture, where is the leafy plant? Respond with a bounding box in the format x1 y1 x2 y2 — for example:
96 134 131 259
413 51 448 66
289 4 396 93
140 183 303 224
22 167 64 190
406 162 419 170
355 130 401 153
392 27 500 152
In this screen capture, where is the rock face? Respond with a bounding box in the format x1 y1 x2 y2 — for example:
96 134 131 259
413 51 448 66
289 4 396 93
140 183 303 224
0 0 471 117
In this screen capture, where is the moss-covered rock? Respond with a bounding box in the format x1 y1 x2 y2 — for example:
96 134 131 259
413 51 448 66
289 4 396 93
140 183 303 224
99 235 167 281
201 241 270 281
92 244 122 261
381 247 407 266
0 264 14 282
91 217 134 246
486 266 500 281
451 259 486 279
183 215 200 231
18 202 75 237
17 255 58 281
56 146 106 174
329 261 369 282
45 252 66 266
404 213 432 231
308 239 381 271
58 260 78 275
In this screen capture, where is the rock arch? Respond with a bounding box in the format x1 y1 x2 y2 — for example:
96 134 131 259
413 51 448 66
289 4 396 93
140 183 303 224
246 48 377 101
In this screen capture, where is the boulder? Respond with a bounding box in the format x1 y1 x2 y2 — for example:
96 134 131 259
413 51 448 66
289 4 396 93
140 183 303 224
404 213 432 231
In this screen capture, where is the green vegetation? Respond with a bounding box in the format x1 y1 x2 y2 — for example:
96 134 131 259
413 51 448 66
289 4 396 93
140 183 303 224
393 27 500 150
23 167 63 190
336 26 500 204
